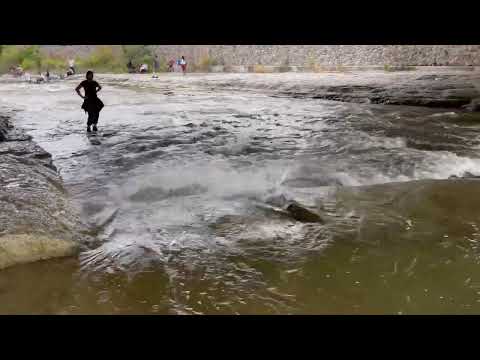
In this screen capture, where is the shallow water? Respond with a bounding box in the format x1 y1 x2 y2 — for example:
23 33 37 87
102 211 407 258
2 73 480 314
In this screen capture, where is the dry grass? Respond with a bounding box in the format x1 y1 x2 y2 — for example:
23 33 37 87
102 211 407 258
311 64 326 72
195 55 219 72
252 65 277 73
253 64 267 73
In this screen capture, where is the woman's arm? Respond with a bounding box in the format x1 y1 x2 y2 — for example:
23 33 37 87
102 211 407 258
75 84 85 99
96 84 102 93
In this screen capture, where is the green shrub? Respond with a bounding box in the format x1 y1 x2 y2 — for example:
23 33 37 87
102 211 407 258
154 56 168 72
0 45 42 73
122 45 150 60
41 57 66 71
0 45 172 75
253 64 267 73
77 46 126 73
20 58 37 71
384 64 416 72
121 45 154 70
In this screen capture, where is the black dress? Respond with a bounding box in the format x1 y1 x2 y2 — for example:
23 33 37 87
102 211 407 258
79 80 104 114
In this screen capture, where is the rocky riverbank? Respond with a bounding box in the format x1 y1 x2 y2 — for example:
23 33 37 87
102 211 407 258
0 113 88 270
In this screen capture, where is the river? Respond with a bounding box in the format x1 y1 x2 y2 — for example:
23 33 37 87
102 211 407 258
1 72 480 314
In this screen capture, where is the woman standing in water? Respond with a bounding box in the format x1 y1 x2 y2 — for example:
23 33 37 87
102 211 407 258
75 71 104 133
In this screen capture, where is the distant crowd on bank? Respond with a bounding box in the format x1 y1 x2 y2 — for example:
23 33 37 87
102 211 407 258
7 54 188 83
9 58 77 83
127 55 187 75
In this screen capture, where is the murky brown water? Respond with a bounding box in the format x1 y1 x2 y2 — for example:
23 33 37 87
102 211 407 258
1 73 480 314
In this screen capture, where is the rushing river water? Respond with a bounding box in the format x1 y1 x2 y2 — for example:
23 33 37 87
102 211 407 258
2 73 480 314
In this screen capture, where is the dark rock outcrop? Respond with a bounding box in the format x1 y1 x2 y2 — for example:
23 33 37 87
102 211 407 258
462 98 480 112
0 115 88 270
285 202 325 223
449 171 480 180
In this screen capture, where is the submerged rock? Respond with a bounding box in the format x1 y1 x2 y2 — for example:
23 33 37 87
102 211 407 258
0 116 11 141
449 171 480 180
462 98 480 112
285 202 325 223
263 193 325 223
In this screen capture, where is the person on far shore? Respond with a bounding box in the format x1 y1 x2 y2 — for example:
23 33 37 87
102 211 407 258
75 70 104 133
180 56 187 75
127 59 135 73
168 59 175 72
139 63 148 73
152 55 159 78
68 59 76 74
14 65 24 77
153 55 159 73
24 72 32 83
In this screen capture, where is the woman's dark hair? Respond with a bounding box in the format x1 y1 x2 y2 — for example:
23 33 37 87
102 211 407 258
86 70 94 78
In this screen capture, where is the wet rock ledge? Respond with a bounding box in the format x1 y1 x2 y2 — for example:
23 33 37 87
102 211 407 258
0 114 87 270
204 70 480 110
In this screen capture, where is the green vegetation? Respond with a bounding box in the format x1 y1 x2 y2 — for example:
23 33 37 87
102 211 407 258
77 46 126 73
0 45 215 74
121 45 154 67
75 45 161 73
0 45 42 73
384 64 416 72
0 45 155 74
41 57 67 72
155 56 168 72
0 45 70 73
